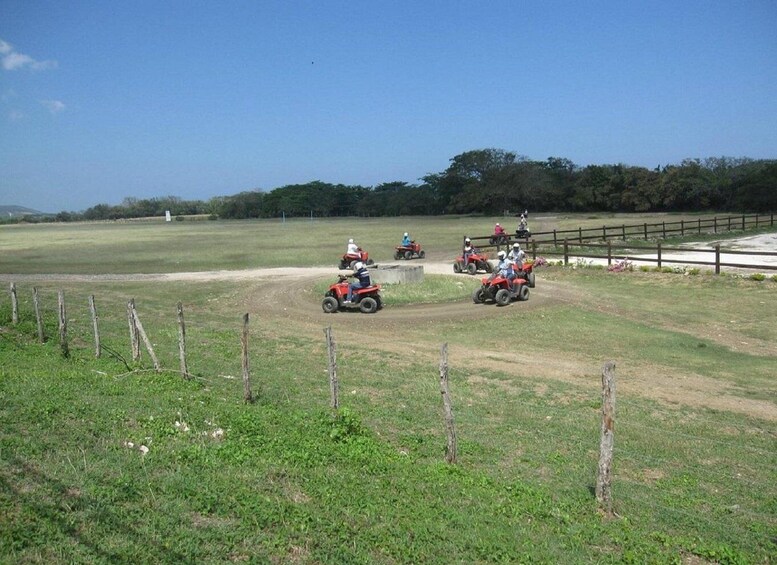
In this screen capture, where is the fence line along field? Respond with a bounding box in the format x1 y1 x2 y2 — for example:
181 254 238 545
1 213 775 563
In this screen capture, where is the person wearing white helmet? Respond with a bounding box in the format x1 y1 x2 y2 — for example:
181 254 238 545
401 232 412 247
344 260 371 303
508 242 525 265
462 237 474 266
494 249 517 289
346 238 359 256
494 222 505 236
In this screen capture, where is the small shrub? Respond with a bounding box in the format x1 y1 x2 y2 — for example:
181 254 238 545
639 265 651 272
749 273 766 281
686 268 700 276
175 215 185 221
208 214 219 221
771 274 777 283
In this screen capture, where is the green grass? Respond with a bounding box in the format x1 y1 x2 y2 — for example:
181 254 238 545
1 215 776 563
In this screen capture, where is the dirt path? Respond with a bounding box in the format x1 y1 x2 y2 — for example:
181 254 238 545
2 235 775 422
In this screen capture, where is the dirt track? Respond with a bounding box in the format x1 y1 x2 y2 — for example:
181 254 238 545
2 236 775 422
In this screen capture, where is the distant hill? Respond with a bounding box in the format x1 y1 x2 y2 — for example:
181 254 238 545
0 205 49 218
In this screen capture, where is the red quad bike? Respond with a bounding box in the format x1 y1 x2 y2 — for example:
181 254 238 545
394 241 425 260
322 275 383 314
339 248 375 270
472 272 530 306
453 250 493 275
515 261 536 288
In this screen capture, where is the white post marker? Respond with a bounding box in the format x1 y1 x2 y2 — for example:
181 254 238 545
165 210 171 222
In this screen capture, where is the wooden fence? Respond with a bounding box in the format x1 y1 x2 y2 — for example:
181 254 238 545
470 212 775 248
529 240 777 273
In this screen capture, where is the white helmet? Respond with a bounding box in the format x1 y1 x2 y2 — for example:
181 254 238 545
497 250 506 260
496 222 500 226
348 238 354 244
404 232 408 236
513 242 521 249
354 261 364 270
465 237 471 243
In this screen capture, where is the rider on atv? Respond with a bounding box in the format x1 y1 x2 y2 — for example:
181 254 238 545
344 261 371 304
508 242 525 264
463 237 474 264
492 250 517 291
401 232 412 246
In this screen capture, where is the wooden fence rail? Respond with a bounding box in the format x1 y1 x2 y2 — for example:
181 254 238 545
469 212 775 249
539 240 777 273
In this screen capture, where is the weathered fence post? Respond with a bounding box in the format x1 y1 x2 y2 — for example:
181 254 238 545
89 295 100 358
607 241 612 266
643 223 648 240
697 218 702 234
680 219 685 236
531 239 537 261
439 343 457 464
713 216 717 234
741 214 745 230
727 215 732 231
563 239 569 266
662 222 666 239
130 302 160 372
324 326 338 409
241 313 254 403
58 290 69 358
578 227 583 244
596 361 616 517
621 224 626 241
657 241 662 269
127 299 140 361
553 229 557 246
715 244 721 275
10 282 18 325
33 287 45 343
602 225 607 241
177 302 190 380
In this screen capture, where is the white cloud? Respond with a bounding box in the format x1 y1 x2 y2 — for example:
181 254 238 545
41 99 65 114
0 38 57 71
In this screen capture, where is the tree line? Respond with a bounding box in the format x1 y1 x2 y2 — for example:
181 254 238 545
13 149 777 223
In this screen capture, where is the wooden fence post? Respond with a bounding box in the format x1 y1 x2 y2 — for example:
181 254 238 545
10 282 18 325
553 229 557 246
33 287 45 343
727 215 731 231
596 361 616 517
741 214 745 230
697 218 702 234
58 290 69 358
657 241 662 269
713 217 717 234
241 313 254 403
531 239 537 261
607 240 612 266
127 299 140 361
578 227 583 244
662 222 666 239
563 239 569 266
177 302 190 380
324 326 339 409
643 223 648 240
439 343 457 464
89 295 100 358
621 224 626 241
680 219 685 236
130 302 160 372
715 244 721 275
602 225 607 241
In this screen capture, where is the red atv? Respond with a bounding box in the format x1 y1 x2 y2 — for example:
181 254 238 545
453 250 493 275
394 241 425 260
339 248 374 270
514 261 536 288
472 272 530 306
322 275 383 314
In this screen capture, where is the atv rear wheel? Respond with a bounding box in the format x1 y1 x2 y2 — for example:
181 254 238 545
495 288 511 306
527 272 536 288
517 285 530 301
359 297 378 314
472 287 485 304
404 250 412 260
394 251 402 260
322 296 339 313
466 262 477 275
484 261 493 273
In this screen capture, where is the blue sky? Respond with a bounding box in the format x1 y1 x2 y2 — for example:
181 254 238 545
1 1 775 213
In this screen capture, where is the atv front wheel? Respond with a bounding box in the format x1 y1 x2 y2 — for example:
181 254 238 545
394 251 402 260
404 250 412 260
453 262 462 273
495 289 511 306
517 285 530 301
322 296 339 313
472 287 485 304
466 262 477 275
359 297 378 314
484 261 493 273
419 250 425 258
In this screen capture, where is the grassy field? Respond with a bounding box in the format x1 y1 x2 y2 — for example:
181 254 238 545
0 211 760 274
1 215 775 563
